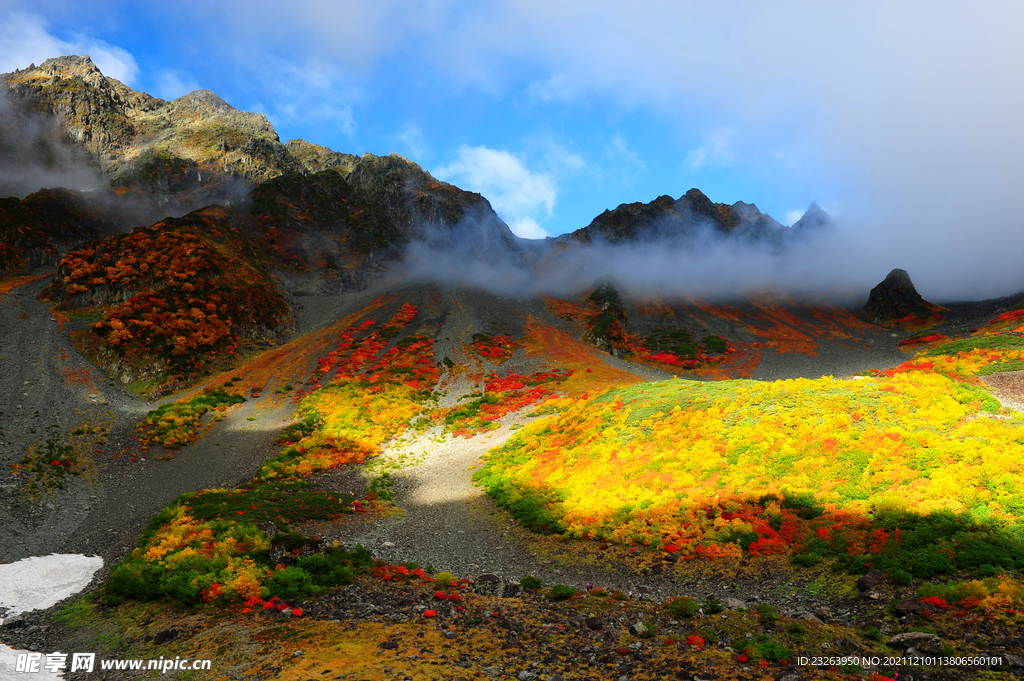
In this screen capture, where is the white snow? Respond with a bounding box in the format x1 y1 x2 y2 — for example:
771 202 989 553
0 554 103 681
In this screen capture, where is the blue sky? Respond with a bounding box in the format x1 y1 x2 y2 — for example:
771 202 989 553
2 0 1024 283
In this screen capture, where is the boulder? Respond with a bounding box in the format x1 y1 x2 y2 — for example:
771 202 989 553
888 632 943 653
856 569 885 592
628 622 650 637
862 268 928 324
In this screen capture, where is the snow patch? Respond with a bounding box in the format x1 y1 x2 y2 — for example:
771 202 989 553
0 554 103 680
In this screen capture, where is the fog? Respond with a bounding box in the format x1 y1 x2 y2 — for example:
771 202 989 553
0 89 106 198
399 203 1018 306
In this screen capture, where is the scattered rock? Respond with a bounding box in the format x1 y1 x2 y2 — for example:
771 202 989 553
834 638 861 653
517 672 538 681
255 522 278 538
721 598 745 610
1005 653 1024 668
585 616 603 631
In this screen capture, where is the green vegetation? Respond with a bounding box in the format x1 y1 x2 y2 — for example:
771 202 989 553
921 334 1024 357
520 575 543 591
143 389 245 449
367 472 393 502
665 596 700 618
547 584 576 601
645 327 697 359
104 481 367 607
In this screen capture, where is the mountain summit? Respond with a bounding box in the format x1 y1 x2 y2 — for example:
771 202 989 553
554 188 788 246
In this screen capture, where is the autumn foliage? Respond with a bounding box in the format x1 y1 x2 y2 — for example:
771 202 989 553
475 329 1024 578
50 208 290 385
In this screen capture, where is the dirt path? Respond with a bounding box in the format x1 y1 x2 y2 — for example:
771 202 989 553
310 412 672 598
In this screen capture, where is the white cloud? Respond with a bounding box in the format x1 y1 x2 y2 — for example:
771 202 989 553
249 57 359 138
434 145 556 238
608 132 644 169
526 72 585 103
532 136 586 176
154 70 200 100
784 209 804 227
393 123 429 162
684 129 734 172
508 217 549 239
0 12 138 84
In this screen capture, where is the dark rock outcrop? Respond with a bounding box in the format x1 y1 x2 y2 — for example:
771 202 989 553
862 268 925 324
855 569 886 593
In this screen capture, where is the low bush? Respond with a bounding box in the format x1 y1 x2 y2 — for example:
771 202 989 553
520 575 543 591
665 596 700 618
548 584 576 601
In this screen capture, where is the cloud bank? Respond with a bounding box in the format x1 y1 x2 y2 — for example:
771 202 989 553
434 145 556 238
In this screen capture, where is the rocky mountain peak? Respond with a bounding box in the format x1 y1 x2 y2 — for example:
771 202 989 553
172 89 235 112
789 202 834 236
557 187 786 246
36 55 103 82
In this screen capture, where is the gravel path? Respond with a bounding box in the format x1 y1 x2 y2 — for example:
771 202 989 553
315 412 688 601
